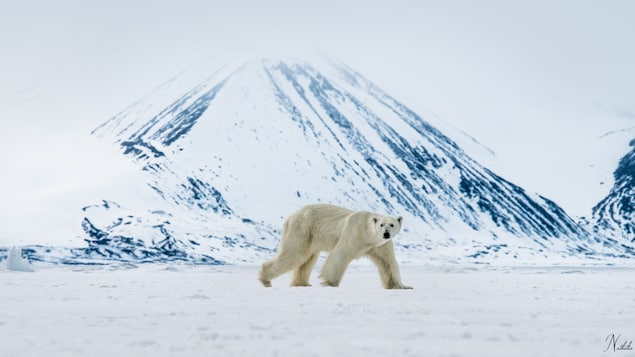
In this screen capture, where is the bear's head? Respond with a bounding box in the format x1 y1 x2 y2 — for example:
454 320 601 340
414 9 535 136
372 215 403 246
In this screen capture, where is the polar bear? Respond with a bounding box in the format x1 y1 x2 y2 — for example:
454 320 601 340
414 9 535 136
259 204 412 289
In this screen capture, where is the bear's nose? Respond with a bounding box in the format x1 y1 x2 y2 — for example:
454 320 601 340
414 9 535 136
383 232 390 239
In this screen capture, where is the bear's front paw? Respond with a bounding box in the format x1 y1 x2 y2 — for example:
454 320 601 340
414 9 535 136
291 282 312 287
390 284 413 289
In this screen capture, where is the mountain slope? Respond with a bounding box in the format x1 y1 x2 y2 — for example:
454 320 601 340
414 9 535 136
592 138 635 251
77 56 618 264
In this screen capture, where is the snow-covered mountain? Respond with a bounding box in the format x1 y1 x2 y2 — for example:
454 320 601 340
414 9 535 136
43 55 624 265
592 138 635 251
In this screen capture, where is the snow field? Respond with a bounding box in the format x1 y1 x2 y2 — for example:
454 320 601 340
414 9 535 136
1 264 634 357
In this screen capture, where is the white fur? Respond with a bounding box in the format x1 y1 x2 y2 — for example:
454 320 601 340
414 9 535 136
259 204 412 289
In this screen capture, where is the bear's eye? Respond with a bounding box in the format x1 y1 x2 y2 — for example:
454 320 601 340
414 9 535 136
380 224 384 227
390 224 394 228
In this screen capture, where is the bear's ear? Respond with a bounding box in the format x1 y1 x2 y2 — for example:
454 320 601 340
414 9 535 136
373 217 378 224
397 216 403 225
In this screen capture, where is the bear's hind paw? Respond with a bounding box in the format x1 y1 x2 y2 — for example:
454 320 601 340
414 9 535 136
259 277 272 288
320 280 339 287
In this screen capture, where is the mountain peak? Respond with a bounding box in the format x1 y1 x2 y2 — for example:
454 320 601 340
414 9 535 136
81 56 629 264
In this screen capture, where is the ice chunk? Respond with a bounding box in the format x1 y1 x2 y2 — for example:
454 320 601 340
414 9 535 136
7 246 35 272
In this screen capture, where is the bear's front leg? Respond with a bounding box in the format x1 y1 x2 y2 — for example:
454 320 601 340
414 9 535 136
319 248 352 287
367 241 413 289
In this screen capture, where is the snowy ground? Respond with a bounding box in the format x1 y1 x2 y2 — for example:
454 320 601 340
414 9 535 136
1 264 634 357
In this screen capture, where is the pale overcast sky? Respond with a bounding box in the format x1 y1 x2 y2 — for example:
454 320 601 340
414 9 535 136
1 0 634 244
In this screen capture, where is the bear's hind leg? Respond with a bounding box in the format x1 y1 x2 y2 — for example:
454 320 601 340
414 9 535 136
259 251 309 287
291 253 318 287
258 260 274 287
